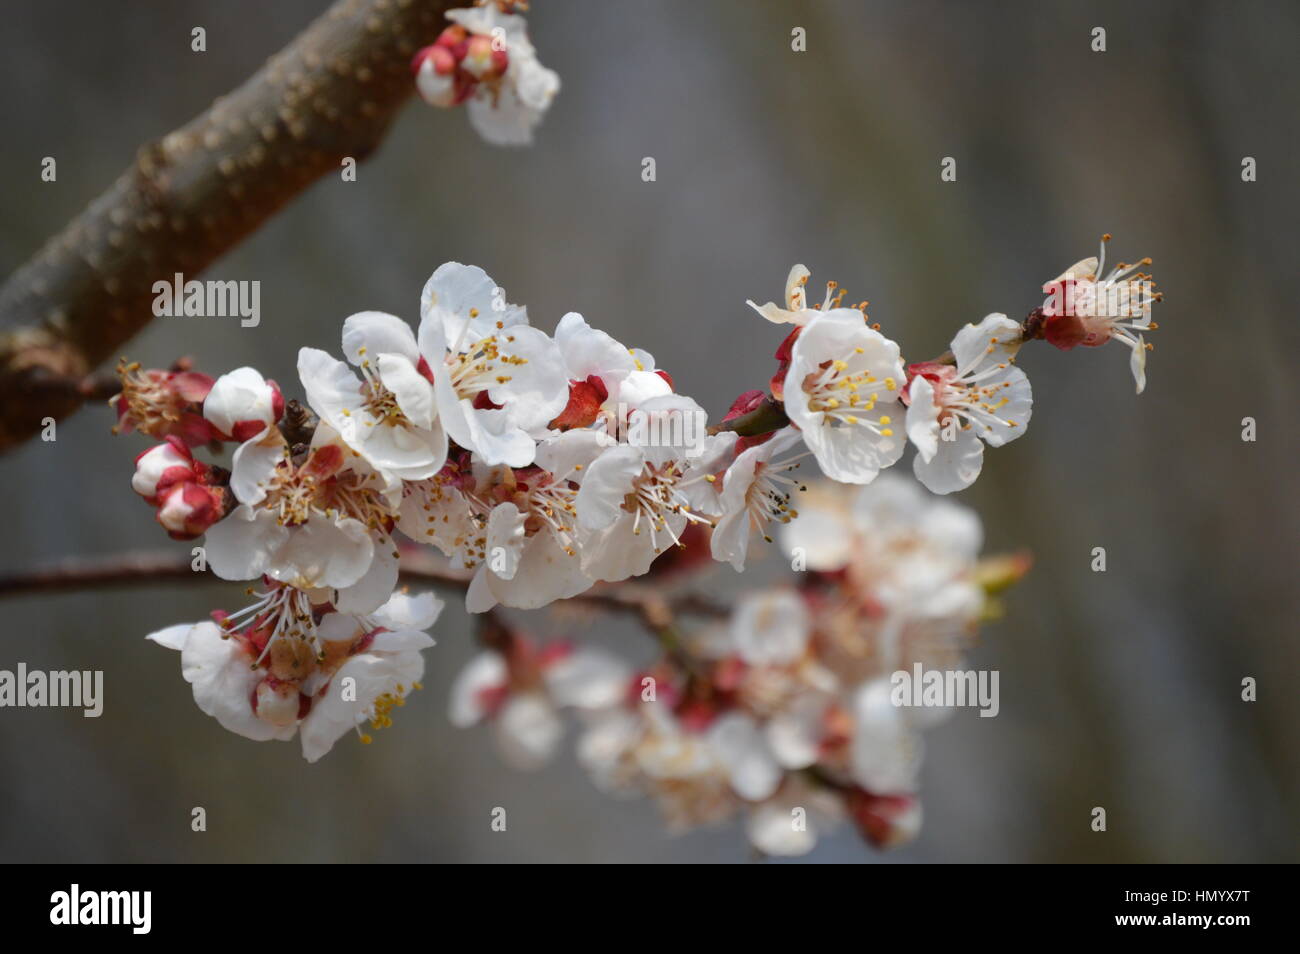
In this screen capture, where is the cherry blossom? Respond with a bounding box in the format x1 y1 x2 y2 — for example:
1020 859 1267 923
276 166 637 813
417 263 568 468
413 4 560 147
203 422 401 613
1042 235 1160 393
783 309 907 484
904 313 1032 494
711 426 808 571
298 311 448 482
147 587 441 761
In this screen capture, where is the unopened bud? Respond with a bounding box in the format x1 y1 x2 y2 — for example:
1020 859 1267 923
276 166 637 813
132 438 203 501
156 482 226 540
203 367 284 442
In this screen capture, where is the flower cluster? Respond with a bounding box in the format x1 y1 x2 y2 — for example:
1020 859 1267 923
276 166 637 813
412 2 559 146
147 587 442 762
449 474 1027 855
113 239 1157 853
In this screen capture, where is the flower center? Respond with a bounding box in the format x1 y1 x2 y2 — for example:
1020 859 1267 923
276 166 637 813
804 355 897 436
446 333 527 402
622 461 712 551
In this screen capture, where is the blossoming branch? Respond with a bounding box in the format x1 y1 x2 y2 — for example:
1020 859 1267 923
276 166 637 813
107 234 1160 854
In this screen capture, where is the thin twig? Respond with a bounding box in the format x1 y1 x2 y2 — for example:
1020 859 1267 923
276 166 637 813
0 549 728 632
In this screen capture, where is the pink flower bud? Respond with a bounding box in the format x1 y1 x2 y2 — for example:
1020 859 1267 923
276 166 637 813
156 482 226 540
132 438 203 501
203 367 284 442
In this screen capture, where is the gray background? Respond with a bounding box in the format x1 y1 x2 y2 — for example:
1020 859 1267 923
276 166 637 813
0 0 1296 862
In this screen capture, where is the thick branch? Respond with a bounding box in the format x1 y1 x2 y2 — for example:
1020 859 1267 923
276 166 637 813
0 0 458 452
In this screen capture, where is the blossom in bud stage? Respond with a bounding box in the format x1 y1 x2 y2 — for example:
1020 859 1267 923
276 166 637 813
111 359 216 445
904 313 1032 495
1042 235 1160 393
203 422 402 614
203 366 284 442
783 310 907 484
131 436 209 502
414 6 560 146
156 480 226 540
147 587 441 761
417 263 569 467
299 310 450 483
711 426 809 571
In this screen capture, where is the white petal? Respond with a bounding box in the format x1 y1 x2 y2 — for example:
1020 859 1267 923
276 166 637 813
203 505 289 581
228 426 288 505
574 445 645 531
950 313 1021 375
300 650 424 762
484 502 527 581
484 531 593 610
266 515 375 591
330 536 398 614
181 622 294 742
905 376 942 462
146 622 195 652
554 312 636 380
370 590 445 632
377 352 436 430
418 262 527 350
341 311 419 366
911 425 984 495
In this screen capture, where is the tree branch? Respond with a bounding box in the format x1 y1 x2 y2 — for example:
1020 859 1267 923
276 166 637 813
0 0 459 453
0 548 729 628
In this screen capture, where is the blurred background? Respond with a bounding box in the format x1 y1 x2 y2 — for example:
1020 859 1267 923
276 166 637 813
0 0 1296 862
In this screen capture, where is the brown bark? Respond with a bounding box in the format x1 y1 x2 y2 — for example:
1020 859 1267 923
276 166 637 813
0 0 458 452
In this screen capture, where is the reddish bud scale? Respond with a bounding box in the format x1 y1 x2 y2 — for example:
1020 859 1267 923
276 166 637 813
770 327 802 401
549 376 608 430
